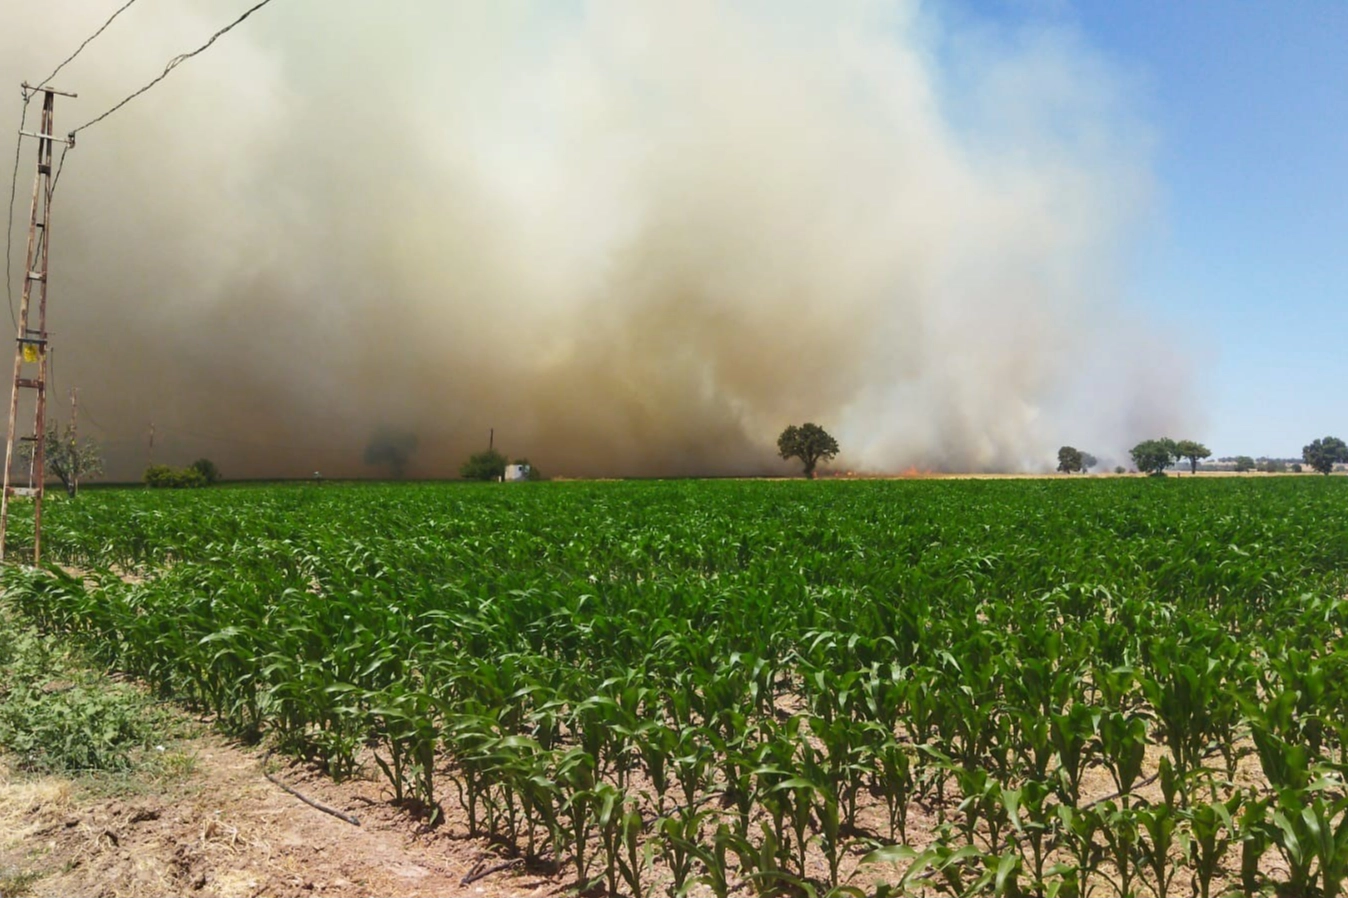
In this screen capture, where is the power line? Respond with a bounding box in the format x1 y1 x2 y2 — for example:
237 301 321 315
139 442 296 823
10 0 143 330
49 144 71 199
75 400 112 436
4 92 30 331
155 423 340 456
36 0 143 90
69 397 337 456
71 0 280 136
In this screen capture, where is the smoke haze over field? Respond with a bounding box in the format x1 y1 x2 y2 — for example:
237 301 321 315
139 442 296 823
2 0 1194 478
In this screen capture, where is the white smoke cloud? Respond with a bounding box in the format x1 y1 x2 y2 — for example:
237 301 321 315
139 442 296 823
1 0 1194 477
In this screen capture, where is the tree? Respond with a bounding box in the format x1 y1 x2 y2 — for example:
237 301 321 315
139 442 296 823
1114 465 1127 475
1130 438 1179 477
1174 440 1211 475
1303 436 1348 476
1081 453 1098 473
18 421 103 497
460 448 507 481
1292 463 1303 473
190 458 222 484
1233 455 1256 473
363 426 419 479
777 423 839 479
1057 446 1083 474
1258 459 1286 474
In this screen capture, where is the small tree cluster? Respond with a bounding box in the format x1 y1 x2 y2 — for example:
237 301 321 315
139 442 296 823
1130 438 1210 477
1056 446 1097 474
1303 436 1348 476
1233 455 1256 473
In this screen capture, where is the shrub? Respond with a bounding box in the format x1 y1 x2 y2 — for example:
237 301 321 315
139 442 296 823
460 449 507 481
144 465 208 489
190 458 222 484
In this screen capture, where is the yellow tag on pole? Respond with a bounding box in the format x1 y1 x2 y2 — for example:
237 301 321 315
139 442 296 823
21 344 39 364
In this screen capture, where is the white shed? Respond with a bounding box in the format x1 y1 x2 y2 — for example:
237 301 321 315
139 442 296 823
504 463 531 482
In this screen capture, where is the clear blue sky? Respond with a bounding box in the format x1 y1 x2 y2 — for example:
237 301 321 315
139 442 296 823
960 1 1348 459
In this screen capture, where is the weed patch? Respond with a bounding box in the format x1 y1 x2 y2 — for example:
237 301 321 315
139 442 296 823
0 609 173 775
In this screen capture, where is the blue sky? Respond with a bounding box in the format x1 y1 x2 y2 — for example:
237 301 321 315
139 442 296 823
966 1 1348 458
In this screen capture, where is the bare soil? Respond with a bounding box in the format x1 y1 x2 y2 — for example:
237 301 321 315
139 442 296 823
0 733 560 898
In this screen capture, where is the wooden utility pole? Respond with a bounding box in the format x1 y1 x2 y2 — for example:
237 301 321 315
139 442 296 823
148 420 155 466
1 83 76 563
69 386 78 497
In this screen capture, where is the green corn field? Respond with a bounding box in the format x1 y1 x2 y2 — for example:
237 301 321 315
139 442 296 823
4 477 1348 896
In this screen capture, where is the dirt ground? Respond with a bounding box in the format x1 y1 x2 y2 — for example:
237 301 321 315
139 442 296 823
0 732 559 899
1 727 1283 899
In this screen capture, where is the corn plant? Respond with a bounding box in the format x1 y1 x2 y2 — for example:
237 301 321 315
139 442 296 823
8 477 1348 897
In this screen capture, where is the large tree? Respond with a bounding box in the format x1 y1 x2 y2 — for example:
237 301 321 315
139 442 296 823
1174 440 1211 475
1130 438 1178 477
18 421 103 497
777 423 839 479
1057 446 1083 474
1303 436 1348 476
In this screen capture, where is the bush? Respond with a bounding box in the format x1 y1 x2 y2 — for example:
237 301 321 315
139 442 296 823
190 458 222 484
0 612 164 773
144 464 208 489
1114 465 1126 475
460 449 508 481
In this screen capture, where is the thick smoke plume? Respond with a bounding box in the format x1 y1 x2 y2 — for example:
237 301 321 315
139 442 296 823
2 1 1193 478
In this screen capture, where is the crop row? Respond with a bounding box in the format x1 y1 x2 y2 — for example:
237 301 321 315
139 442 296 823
5 478 1348 895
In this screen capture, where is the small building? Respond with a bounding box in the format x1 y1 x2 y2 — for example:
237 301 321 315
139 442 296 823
504 463 531 482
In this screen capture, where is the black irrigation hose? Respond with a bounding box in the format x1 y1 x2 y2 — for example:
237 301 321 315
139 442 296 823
460 856 524 886
261 749 361 827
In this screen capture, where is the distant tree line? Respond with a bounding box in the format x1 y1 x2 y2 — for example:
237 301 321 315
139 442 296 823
1121 435 1347 477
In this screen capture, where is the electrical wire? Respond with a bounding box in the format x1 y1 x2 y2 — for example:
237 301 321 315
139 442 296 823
69 397 336 456
35 0 142 90
71 0 280 136
76 401 112 436
154 423 338 456
10 0 144 329
4 93 30 332
49 144 71 200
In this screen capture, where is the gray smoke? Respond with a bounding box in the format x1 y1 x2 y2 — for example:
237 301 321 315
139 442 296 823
1 0 1194 478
